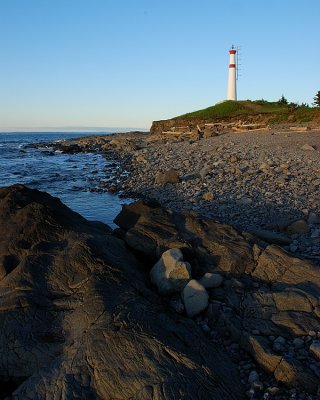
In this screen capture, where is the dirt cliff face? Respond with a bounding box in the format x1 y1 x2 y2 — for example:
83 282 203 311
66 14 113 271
150 111 320 136
150 115 274 136
0 185 243 399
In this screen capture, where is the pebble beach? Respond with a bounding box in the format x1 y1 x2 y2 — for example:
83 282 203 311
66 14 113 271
65 127 320 263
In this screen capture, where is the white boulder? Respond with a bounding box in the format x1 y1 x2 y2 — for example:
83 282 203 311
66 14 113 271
182 279 209 317
150 248 191 295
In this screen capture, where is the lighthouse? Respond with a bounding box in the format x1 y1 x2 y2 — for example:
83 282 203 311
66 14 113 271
227 46 237 101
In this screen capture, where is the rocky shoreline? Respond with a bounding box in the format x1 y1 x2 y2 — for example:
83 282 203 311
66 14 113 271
44 128 320 263
6 127 319 399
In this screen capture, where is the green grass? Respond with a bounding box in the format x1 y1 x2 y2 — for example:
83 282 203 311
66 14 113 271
177 101 246 119
176 100 290 119
174 100 320 125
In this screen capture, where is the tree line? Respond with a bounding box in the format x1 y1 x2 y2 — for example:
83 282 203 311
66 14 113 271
278 91 320 107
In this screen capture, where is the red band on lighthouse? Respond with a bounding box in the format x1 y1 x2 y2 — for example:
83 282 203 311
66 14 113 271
229 50 236 54
229 64 236 68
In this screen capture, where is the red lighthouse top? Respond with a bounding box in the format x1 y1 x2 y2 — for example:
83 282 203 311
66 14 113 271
229 49 236 54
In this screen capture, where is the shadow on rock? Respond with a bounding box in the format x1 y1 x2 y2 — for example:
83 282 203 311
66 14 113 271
0 185 244 399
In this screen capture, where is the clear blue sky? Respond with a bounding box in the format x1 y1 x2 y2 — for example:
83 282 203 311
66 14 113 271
0 0 319 130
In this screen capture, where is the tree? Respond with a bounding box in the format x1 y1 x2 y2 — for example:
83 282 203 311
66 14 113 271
313 91 320 107
278 95 288 105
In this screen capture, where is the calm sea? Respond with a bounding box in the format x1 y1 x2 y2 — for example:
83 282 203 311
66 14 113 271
0 132 130 227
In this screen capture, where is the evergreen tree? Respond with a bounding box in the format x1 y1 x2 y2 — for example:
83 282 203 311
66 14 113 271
313 91 320 107
278 95 288 105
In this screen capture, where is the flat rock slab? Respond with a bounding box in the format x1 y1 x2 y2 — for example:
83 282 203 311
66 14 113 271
115 201 320 393
0 185 244 399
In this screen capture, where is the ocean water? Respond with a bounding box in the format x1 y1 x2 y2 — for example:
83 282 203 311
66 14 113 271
0 132 131 227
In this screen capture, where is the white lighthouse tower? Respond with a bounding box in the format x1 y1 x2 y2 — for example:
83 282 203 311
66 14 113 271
227 46 237 100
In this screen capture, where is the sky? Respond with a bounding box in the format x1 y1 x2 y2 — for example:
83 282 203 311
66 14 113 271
0 0 319 130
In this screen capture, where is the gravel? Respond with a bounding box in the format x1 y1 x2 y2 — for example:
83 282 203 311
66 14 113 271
113 129 320 263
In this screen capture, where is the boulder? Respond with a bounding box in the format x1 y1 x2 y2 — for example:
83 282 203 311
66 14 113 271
114 201 320 394
249 228 291 245
309 340 320 360
240 334 282 373
252 245 320 286
301 144 316 151
308 212 320 224
155 168 180 184
0 185 244 399
274 357 319 393
114 201 192 260
182 279 209 317
286 219 310 234
114 201 255 273
150 249 191 295
198 272 223 288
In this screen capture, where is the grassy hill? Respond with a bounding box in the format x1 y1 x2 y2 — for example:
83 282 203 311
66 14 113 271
176 100 320 124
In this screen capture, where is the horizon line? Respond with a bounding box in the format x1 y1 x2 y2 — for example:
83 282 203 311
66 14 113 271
0 126 149 133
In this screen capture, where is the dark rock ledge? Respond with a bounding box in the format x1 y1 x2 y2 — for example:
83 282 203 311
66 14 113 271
1 185 320 399
0 185 242 400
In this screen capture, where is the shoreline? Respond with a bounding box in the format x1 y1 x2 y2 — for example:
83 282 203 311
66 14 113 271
2 125 320 397
48 128 320 264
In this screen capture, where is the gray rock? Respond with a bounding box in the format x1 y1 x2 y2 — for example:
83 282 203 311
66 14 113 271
252 381 264 391
155 168 180 184
198 272 223 288
267 386 279 395
150 249 191 295
293 338 304 349
273 342 284 352
308 212 320 224
182 279 209 317
248 370 259 384
287 219 310 234
249 228 291 245
301 144 316 151
309 341 320 360
170 299 184 315
200 165 212 178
